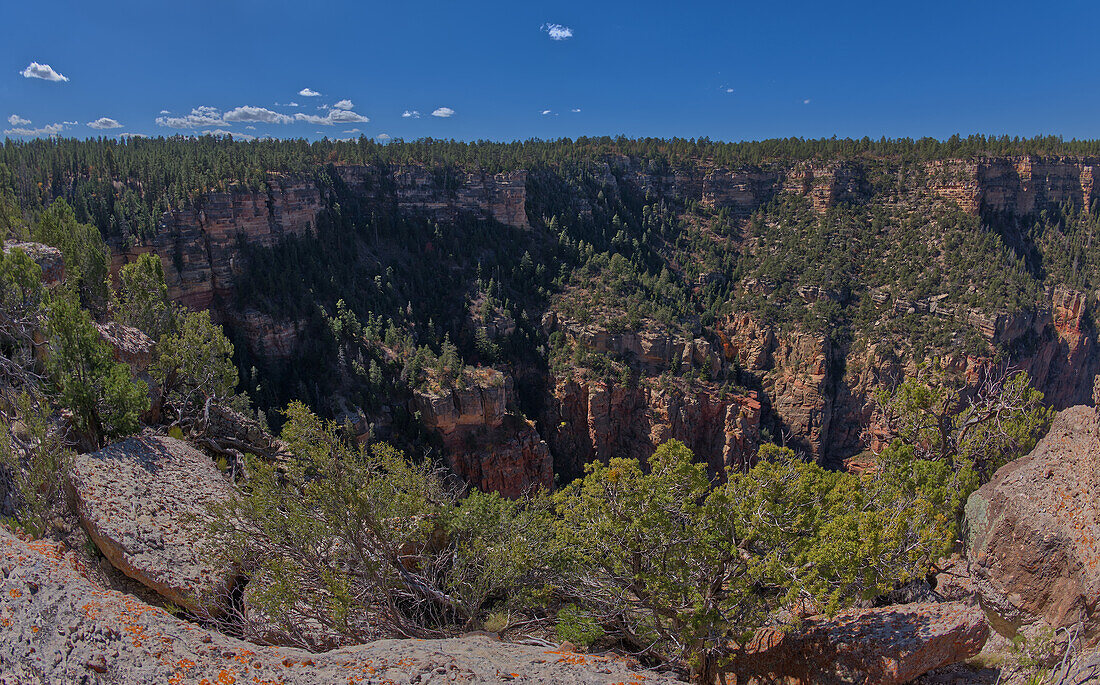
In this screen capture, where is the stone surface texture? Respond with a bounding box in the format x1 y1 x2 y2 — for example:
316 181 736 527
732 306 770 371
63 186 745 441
964 405 1100 643
68 435 236 613
0 527 681 684
729 602 989 685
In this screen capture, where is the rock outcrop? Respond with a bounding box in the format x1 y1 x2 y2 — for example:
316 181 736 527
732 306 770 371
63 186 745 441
544 376 761 479
3 240 65 285
0 527 678 684
963 405 1100 643
414 369 553 497
729 602 989 685
95 322 155 373
67 435 236 613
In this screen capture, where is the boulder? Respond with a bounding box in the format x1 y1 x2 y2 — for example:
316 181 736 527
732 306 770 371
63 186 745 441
68 435 235 613
729 602 989 685
963 405 1100 642
95 321 156 373
0 527 680 684
3 240 65 285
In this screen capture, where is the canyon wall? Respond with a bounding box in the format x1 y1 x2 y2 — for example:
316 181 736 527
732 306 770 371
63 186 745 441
928 157 1098 215
108 166 530 358
102 154 1100 491
335 165 529 229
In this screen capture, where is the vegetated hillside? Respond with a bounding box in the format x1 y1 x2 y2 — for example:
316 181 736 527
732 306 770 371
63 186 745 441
2 135 1099 488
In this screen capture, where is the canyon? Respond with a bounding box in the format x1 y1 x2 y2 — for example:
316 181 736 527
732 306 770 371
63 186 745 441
104 155 1100 493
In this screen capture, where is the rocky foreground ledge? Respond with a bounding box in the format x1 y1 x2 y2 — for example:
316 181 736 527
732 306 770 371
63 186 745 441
0 528 680 684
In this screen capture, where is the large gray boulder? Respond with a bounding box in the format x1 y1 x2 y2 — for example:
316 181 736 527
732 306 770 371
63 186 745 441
963 405 1100 642
68 434 235 613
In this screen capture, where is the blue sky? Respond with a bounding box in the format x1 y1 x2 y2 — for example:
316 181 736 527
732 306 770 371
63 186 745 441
3 0 1099 143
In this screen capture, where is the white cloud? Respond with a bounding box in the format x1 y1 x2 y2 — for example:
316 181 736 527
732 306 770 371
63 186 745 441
159 109 171 114
223 105 293 124
333 99 354 110
541 23 573 40
299 88 321 97
344 128 361 134
7 115 30 126
275 101 300 107
3 123 64 137
726 88 734 93
87 117 122 130
541 109 556 116
803 98 811 104
20 62 68 82
62 120 78 125
571 108 581 113
245 125 256 130
155 106 223 129
295 109 369 125
431 107 455 118
117 132 147 138
402 110 420 118
317 104 329 110
203 129 255 140
377 133 391 140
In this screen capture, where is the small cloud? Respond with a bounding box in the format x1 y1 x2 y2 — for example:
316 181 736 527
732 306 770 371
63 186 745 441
3 122 65 137
299 87 321 97
87 117 122 130
7 114 30 126
223 106 294 124
402 110 420 118
20 62 68 82
317 104 329 110
541 23 573 40
62 120 78 125
156 106 223 129
431 107 454 118
117 132 147 138
274 101 300 107
159 109 171 115
803 98 811 104
295 109 369 125
245 125 256 130
726 88 734 93
344 128 361 134
333 99 354 110
541 109 553 115
571 108 581 113
377 133 391 140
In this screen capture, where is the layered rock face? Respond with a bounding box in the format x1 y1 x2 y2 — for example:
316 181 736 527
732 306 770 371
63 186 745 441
964 405 1100 642
613 158 869 216
713 285 1100 462
0 527 678 684
730 602 989 685
544 377 761 479
67 435 236 614
541 316 762 477
414 369 553 497
108 166 529 360
929 157 1099 215
110 178 320 313
336 165 529 229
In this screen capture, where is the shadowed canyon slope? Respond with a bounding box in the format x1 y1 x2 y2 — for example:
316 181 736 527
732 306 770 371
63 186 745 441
31 145 1100 492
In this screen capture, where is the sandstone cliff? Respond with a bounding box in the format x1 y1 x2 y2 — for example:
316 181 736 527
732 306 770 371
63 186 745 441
413 368 553 497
